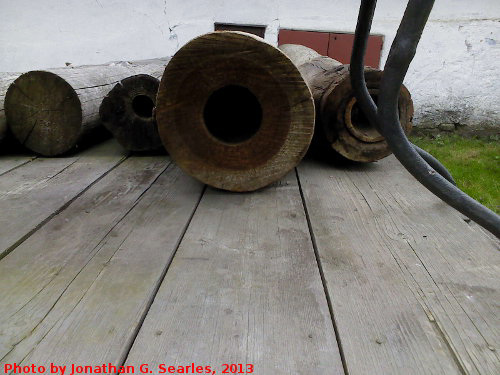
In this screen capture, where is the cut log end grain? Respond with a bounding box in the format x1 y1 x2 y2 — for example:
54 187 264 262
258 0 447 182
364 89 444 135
5 59 168 156
5 71 82 156
100 74 162 152
0 112 6 143
156 31 315 192
0 73 21 143
280 44 414 163
321 69 413 162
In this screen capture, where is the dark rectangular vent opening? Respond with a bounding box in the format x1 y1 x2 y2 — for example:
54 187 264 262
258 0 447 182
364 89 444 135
214 23 266 38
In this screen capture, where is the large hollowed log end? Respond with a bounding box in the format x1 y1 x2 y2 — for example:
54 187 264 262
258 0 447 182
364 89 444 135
5 71 82 156
156 31 315 192
320 69 413 163
100 74 162 152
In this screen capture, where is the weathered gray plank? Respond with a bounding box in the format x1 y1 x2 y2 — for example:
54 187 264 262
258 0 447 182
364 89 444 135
0 154 36 176
297 156 499 375
124 172 344 375
2 163 204 369
336 156 499 374
0 140 126 259
0 155 170 365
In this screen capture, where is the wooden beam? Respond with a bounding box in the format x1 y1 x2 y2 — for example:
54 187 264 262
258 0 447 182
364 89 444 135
124 171 345 374
280 44 413 162
156 32 315 192
0 163 204 370
0 140 126 259
0 154 35 176
100 59 169 152
5 59 167 156
0 155 172 365
297 156 499 374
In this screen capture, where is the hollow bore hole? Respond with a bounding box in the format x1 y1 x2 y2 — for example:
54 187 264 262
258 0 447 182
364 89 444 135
132 95 155 118
203 85 262 144
351 94 379 133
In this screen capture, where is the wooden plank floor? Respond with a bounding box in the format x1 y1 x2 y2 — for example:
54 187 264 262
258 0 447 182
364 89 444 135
0 143 498 375
0 140 126 259
0 154 36 177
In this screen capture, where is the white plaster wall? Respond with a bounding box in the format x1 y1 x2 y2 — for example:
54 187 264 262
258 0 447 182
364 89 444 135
0 0 499 130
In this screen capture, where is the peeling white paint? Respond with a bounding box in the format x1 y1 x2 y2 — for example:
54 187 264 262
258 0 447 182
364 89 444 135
0 0 499 130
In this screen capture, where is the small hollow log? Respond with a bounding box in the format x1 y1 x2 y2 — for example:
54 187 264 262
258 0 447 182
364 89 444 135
279 44 413 162
0 73 20 143
156 32 315 192
5 59 168 156
99 59 169 151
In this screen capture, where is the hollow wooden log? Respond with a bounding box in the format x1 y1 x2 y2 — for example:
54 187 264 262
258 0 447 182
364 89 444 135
0 73 20 143
5 59 168 156
279 44 413 162
156 31 315 192
99 59 169 152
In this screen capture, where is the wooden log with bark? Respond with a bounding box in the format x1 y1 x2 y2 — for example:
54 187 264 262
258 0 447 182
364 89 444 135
99 58 169 152
0 73 20 143
5 60 167 156
279 44 413 162
156 31 315 192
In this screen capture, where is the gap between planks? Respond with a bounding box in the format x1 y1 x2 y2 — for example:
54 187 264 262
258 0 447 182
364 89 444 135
0 156 171 364
0 155 37 177
296 156 499 375
122 170 344 374
0 140 127 260
295 167 350 375
115 184 206 368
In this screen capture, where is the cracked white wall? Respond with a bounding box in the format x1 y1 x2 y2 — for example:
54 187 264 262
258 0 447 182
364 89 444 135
0 0 499 130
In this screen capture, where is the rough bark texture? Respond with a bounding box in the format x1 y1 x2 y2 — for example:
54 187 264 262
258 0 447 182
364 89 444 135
0 73 20 143
280 44 413 162
156 31 315 192
99 59 169 152
5 59 168 156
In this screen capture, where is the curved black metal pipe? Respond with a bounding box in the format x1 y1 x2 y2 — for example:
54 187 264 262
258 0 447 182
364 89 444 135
412 144 456 185
351 0 500 238
351 0 378 120
350 0 455 185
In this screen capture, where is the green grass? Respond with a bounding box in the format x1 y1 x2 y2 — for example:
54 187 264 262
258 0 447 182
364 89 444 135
410 134 500 213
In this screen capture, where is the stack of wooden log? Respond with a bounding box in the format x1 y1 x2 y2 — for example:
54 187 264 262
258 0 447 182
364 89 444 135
2 58 168 156
1 31 414 192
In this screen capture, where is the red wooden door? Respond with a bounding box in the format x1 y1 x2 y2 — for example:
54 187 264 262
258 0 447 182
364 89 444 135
328 32 383 68
278 29 383 69
278 29 329 56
